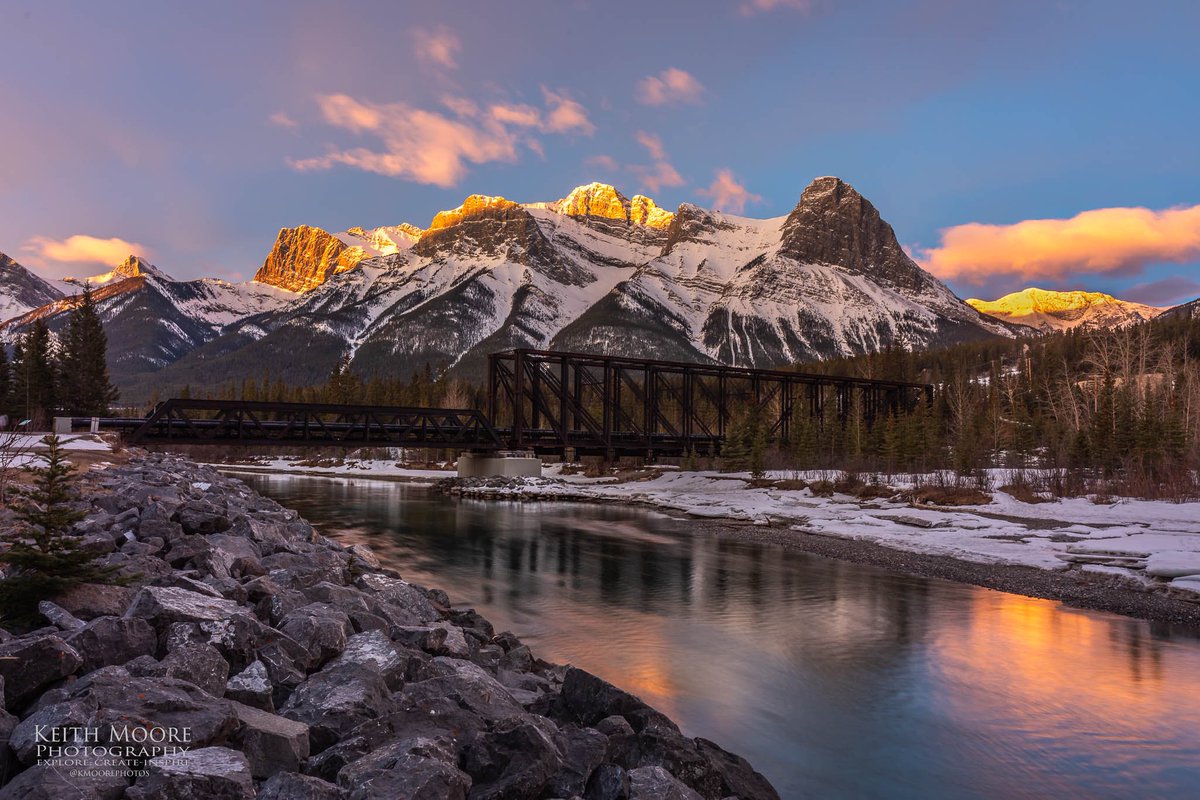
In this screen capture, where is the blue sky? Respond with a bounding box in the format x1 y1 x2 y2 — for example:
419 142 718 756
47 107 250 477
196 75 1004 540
2 0 1199 304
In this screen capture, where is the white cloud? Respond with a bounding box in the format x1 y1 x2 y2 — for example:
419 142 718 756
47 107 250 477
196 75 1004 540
412 26 462 70
697 169 761 213
636 68 705 107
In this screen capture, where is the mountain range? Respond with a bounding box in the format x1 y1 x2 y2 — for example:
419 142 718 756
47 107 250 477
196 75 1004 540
0 177 1190 405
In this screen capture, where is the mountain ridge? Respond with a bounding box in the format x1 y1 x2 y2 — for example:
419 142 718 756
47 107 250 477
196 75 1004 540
967 287 1166 333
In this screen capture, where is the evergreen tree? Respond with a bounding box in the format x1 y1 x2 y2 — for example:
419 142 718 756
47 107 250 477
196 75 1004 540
60 285 119 416
12 320 57 428
0 345 9 420
0 435 119 625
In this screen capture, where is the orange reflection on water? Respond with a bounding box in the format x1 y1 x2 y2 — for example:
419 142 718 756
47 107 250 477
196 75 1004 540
931 590 1183 759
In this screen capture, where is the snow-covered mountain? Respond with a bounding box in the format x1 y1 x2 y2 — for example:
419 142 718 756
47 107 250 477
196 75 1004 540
0 252 64 319
3 177 1017 401
967 288 1165 333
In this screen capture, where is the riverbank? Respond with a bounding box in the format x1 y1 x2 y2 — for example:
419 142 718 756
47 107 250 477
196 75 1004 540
437 467 1200 628
0 452 779 799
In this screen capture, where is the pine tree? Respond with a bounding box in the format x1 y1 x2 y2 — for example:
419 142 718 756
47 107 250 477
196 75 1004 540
12 320 57 428
60 284 119 416
0 435 119 625
0 345 9 420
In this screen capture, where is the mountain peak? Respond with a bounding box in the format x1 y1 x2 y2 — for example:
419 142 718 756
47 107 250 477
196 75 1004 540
967 287 1165 332
252 225 365 293
555 182 674 229
64 254 169 288
428 195 521 231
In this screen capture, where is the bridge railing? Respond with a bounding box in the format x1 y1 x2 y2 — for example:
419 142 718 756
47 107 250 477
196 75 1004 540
127 398 504 449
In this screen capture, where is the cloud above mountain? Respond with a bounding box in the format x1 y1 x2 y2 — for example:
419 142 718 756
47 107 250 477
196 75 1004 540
917 204 1200 286
636 68 705 106
23 234 147 267
411 26 462 70
698 169 761 214
288 89 594 187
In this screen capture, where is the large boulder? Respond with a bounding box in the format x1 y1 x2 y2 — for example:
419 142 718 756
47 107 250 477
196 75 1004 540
278 603 353 670
54 582 137 620
628 766 704 800
401 658 525 721
325 629 412 690
460 715 563 800
0 635 83 710
546 724 609 798
125 746 253 799
553 667 678 733
65 616 157 674
353 574 440 625
335 737 471 800
257 772 344 800
225 660 274 711
695 738 781 800
127 643 230 696
125 586 243 630
280 664 398 753
229 700 310 778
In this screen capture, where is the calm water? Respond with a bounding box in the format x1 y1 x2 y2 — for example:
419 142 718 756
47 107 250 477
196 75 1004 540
239 472 1200 800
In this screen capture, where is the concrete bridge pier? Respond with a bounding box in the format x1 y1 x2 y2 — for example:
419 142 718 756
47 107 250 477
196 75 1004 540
457 451 542 479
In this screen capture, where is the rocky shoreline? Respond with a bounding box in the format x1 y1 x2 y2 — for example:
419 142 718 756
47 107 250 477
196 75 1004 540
0 453 779 799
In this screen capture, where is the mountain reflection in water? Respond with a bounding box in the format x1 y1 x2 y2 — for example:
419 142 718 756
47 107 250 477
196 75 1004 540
241 473 1200 800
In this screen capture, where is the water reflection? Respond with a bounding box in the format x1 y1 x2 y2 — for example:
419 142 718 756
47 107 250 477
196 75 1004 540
239 473 1200 800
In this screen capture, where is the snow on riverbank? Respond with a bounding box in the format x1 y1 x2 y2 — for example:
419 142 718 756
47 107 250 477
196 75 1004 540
462 467 1200 603
214 455 1200 602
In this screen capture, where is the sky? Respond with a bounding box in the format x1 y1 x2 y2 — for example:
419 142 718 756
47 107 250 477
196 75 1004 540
2 0 1199 305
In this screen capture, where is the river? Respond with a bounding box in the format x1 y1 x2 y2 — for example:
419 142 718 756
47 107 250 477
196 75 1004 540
238 472 1200 800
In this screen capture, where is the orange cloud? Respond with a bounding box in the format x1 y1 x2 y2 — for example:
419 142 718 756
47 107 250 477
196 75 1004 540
636 68 705 107
23 234 148 265
290 90 592 187
412 26 461 70
916 204 1200 285
697 169 761 214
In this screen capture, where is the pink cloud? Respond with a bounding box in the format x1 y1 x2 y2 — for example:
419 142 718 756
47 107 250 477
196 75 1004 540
636 68 705 107
697 169 761 213
269 111 298 129
541 87 595 135
585 154 620 172
915 204 1200 285
412 26 461 70
290 90 593 187
630 132 685 193
739 0 813 14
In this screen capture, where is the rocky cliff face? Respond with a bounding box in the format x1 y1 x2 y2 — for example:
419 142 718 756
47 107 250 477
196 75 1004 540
253 225 367 293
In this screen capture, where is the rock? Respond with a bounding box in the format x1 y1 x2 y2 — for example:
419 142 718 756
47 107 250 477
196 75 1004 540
126 746 254 800
499 644 534 673
256 641 308 709
126 585 243 630
243 575 308 625
547 725 609 798
0 754 130 799
162 612 272 672
353 574 439 624
461 715 563 800
65 615 157 674
278 603 353 669
554 667 679 733
263 550 349 589
105 552 175 583
71 671 238 750
325 629 410 690
335 737 470 800
153 643 231 696
253 224 368 293
36 601 86 631
627 766 704 800
226 660 274 711
229 700 310 778
0 635 83 710
401 658 525 720
280 664 397 753
586 764 630 800
695 738 781 800
605 727 721 799
390 625 448 654
9 698 94 764
175 500 232 535
257 772 344 800
0 706 17 785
